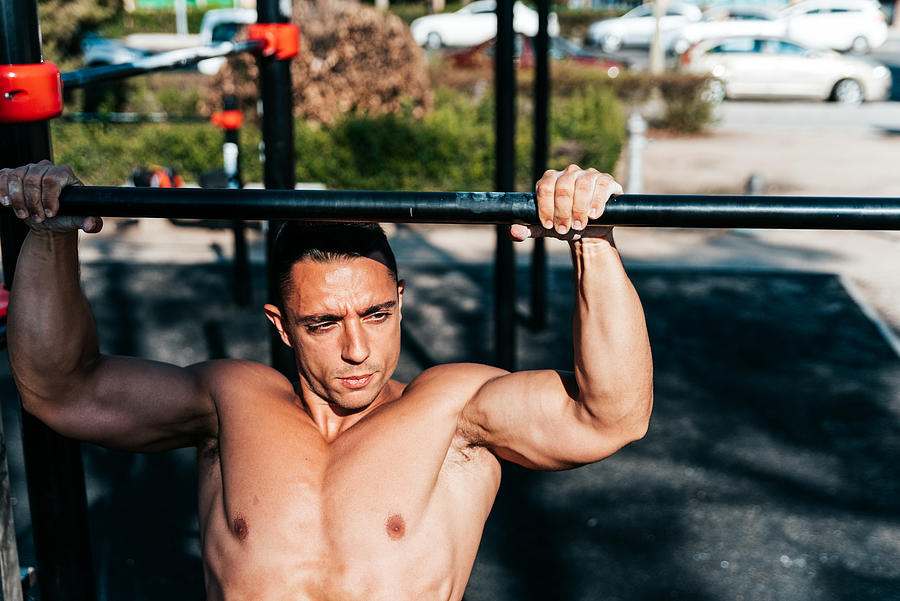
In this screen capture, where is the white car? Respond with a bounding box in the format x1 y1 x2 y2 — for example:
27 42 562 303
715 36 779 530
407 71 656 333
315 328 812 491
779 0 888 54
663 6 786 55
586 2 702 53
410 0 559 49
680 35 892 105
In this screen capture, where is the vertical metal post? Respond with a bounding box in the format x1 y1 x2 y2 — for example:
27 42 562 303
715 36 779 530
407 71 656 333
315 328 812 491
494 0 516 371
0 0 96 598
0 410 21 601
257 0 297 376
529 0 550 331
626 112 646 194
222 96 251 307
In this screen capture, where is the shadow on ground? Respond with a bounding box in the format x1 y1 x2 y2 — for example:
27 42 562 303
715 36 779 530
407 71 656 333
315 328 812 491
2 256 898 601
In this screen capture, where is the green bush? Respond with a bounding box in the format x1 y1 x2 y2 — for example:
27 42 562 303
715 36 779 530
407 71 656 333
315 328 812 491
50 121 229 185
51 82 625 191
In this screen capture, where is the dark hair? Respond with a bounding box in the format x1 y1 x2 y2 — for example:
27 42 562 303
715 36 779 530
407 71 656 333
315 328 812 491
270 221 398 310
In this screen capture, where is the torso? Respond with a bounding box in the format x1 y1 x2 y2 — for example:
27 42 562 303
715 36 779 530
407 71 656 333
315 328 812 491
195 361 502 601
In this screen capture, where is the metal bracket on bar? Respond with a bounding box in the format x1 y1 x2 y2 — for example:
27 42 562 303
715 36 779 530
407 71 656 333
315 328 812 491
247 23 300 59
0 62 62 123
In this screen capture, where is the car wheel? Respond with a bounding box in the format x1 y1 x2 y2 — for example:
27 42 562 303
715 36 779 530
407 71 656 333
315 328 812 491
832 78 863 106
704 78 726 105
424 32 443 50
849 35 869 55
601 34 622 54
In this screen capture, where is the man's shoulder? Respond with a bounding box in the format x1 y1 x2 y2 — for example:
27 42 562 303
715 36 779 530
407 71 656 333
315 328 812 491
401 362 508 407
191 358 295 403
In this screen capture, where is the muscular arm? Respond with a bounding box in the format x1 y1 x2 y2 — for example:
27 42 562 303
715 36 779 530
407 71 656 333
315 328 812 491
4 163 217 451
459 166 653 470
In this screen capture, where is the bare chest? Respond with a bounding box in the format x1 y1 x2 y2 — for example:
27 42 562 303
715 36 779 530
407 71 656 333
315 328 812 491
197 401 500 600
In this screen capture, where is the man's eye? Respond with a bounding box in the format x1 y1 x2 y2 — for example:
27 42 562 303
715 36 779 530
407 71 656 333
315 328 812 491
307 322 335 333
367 312 390 322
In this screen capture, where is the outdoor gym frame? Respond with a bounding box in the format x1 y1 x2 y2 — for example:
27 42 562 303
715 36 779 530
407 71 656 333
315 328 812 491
3 0 900 598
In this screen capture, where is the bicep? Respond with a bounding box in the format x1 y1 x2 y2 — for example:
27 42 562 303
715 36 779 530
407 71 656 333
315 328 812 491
461 369 629 470
25 354 218 452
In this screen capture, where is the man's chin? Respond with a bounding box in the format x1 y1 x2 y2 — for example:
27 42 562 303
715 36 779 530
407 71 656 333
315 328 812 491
328 392 379 414
327 380 385 413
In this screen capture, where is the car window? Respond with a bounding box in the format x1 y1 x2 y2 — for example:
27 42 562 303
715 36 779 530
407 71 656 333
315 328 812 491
772 40 807 55
665 8 686 16
625 5 653 18
708 38 761 53
211 23 242 42
463 1 495 14
552 36 581 56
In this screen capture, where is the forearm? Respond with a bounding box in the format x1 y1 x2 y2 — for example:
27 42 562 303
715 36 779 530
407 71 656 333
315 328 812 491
8 230 101 405
571 236 652 432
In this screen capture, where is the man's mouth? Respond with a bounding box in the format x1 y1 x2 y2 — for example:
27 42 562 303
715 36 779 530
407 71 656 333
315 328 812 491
338 373 374 389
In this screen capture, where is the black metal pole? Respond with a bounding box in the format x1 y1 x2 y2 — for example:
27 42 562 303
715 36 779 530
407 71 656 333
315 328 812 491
257 0 297 377
0 0 96 598
529 0 550 331
60 40 263 89
53 187 900 230
495 0 517 371
222 95 251 307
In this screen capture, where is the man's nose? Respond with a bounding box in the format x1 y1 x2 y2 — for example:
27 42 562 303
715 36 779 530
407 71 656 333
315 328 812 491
341 319 370 364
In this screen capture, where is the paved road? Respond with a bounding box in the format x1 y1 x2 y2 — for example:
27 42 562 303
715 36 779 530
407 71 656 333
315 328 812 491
713 99 900 134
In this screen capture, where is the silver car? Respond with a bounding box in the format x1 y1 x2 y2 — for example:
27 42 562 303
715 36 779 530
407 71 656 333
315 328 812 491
680 35 892 105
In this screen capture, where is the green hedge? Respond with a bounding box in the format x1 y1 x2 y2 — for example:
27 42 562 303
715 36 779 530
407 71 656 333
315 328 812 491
51 84 625 190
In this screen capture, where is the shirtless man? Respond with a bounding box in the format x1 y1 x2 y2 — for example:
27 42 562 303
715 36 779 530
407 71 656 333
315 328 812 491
0 161 652 601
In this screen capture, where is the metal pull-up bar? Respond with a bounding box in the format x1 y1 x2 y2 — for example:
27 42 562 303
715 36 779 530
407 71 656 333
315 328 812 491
57 186 900 230
59 40 265 89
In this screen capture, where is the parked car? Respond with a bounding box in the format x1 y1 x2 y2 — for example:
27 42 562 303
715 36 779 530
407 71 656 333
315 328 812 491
448 34 624 77
663 5 786 55
778 0 888 54
679 35 892 105
410 0 559 49
586 2 702 53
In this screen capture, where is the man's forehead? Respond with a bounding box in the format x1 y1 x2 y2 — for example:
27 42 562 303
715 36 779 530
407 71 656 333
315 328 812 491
289 253 395 281
286 254 398 305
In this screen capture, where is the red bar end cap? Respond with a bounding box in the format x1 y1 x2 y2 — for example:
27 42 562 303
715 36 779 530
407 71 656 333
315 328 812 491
248 23 300 60
0 63 63 123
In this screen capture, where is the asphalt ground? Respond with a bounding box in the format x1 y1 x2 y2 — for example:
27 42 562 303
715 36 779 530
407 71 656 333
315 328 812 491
1 223 898 600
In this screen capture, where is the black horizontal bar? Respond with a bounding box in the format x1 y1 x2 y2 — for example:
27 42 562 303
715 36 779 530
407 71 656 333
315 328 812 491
57 186 900 230
61 112 210 124
60 40 263 89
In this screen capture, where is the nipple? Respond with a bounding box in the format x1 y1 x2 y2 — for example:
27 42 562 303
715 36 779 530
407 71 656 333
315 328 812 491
385 514 405 541
232 515 249 541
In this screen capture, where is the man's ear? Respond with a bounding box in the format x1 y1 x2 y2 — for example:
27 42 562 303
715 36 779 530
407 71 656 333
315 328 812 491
397 280 405 321
263 304 293 348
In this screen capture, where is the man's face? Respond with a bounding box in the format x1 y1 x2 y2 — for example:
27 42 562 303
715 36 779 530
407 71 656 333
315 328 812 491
267 253 403 412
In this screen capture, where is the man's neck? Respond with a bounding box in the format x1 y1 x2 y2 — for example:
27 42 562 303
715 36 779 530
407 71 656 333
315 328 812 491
297 380 403 442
